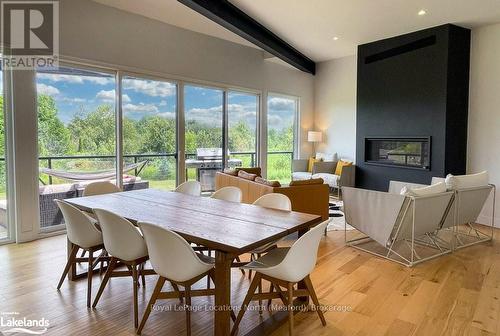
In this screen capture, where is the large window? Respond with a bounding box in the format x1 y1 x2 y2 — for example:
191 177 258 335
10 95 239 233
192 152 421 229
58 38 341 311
228 91 258 167
36 66 117 230
0 67 8 241
267 95 298 182
184 85 224 191
122 76 178 190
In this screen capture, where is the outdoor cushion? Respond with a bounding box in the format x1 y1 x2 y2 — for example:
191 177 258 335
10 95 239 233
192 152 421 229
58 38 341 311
445 171 489 190
312 173 339 188
292 172 312 181
400 182 447 196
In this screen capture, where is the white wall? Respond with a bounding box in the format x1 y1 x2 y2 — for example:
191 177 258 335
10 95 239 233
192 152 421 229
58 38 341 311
59 0 315 159
468 23 500 227
313 56 357 161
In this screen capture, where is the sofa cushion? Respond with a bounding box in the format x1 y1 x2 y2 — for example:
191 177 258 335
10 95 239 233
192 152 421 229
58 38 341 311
223 168 238 176
312 173 339 188
292 172 312 181
335 160 352 175
255 177 281 187
316 152 337 162
445 171 489 190
400 182 447 196
236 167 262 177
289 178 324 186
238 170 257 181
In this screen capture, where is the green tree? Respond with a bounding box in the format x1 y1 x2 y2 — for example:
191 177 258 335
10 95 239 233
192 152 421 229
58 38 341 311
37 95 72 156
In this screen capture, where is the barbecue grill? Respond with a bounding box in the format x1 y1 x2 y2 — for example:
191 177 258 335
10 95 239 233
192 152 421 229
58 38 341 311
185 148 242 192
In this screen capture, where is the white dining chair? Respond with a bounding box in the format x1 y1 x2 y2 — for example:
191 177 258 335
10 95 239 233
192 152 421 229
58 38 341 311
83 181 121 196
55 200 106 307
175 181 202 197
247 193 293 280
211 186 242 203
92 209 156 329
232 221 329 336
137 222 220 335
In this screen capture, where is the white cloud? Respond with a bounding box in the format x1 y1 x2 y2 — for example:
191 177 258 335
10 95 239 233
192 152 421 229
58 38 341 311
123 103 159 113
159 100 167 106
158 112 176 119
268 97 295 111
123 79 175 97
37 83 60 96
61 97 87 104
37 73 112 85
96 90 130 103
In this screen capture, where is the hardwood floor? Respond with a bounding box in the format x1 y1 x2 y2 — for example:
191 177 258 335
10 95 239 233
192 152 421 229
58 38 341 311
0 229 499 335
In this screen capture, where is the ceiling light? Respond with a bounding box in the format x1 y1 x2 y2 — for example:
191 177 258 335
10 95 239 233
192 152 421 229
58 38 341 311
418 9 427 16
333 37 339 41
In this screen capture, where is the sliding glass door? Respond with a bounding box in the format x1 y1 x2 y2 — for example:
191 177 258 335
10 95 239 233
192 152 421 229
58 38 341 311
36 66 117 230
267 94 298 183
122 76 178 190
228 91 258 167
184 85 224 192
0 67 8 241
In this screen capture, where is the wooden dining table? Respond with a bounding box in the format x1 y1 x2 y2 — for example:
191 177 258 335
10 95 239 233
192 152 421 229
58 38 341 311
65 188 322 336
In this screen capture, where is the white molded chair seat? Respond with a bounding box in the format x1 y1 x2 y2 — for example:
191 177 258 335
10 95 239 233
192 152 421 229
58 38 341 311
175 181 202 197
211 186 242 203
243 221 328 283
253 193 292 211
93 209 148 262
83 181 121 197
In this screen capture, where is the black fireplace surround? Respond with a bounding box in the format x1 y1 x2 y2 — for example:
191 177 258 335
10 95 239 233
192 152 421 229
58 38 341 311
356 24 470 191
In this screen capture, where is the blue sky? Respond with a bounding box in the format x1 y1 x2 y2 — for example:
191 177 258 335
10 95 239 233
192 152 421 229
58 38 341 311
35 67 296 131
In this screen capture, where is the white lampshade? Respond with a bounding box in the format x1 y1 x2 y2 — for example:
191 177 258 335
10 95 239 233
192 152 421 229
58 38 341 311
307 131 322 142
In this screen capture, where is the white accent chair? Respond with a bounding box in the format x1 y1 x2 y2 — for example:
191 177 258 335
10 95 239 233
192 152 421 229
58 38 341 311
136 222 220 335
431 174 496 250
92 209 157 329
175 181 202 197
342 181 455 267
211 186 242 203
55 200 106 307
82 181 121 196
232 221 329 336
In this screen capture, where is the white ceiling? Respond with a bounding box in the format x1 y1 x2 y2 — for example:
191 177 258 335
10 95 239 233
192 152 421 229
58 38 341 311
94 0 500 62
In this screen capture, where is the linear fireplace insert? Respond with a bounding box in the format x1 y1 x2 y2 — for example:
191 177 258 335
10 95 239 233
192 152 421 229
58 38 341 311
365 137 431 170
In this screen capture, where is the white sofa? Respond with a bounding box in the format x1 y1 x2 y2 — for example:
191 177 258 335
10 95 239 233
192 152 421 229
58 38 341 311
291 153 355 196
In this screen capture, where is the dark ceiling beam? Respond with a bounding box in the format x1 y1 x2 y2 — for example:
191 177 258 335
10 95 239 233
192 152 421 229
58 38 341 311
177 0 316 75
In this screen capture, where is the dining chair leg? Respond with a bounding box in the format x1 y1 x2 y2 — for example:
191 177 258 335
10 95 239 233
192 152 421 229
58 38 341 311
132 263 139 329
235 256 245 275
137 276 166 335
185 285 192 336
172 283 183 303
258 276 263 315
57 245 79 290
87 250 94 308
139 262 146 288
267 283 274 310
80 249 86 258
287 282 294 336
303 275 326 326
231 273 261 336
92 257 116 308
248 254 254 280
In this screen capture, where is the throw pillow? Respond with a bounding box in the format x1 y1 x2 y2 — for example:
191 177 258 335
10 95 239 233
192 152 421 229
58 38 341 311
223 168 238 176
316 152 337 162
255 177 281 187
237 170 257 181
445 171 489 190
236 167 262 177
400 181 447 196
335 160 352 175
308 157 321 172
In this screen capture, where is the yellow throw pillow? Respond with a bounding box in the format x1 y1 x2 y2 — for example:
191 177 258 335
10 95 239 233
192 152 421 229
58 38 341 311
308 157 320 172
335 160 352 175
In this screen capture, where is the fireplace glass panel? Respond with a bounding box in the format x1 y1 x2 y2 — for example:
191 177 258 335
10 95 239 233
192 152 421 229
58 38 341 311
365 138 430 169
